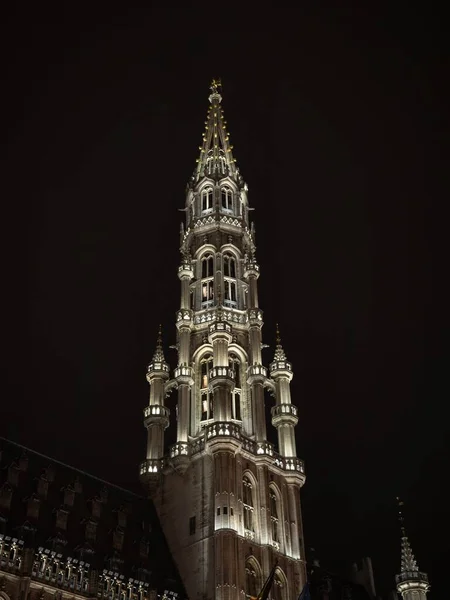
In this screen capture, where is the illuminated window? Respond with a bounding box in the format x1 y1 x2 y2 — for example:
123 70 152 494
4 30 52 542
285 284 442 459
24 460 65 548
200 354 214 421
201 187 214 213
242 476 254 533
201 254 215 308
221 186 233 212
269 486 280 544
229 354 241 420
223 253 237 308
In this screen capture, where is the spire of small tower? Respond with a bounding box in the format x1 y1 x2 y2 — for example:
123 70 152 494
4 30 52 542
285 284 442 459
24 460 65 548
395 497 430 599
152 324 166 363
195 78 238 181
397 498 419 573
273 324 287 361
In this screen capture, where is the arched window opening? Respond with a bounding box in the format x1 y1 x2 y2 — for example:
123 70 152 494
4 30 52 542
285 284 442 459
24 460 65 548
200 354 214 421
223 254 237 308
201 187 214 213
269 487 280 546
223 254 236 278
221 186 233 212
201 254 214 309
229 354 241 420
242 475 254 535
245 558 261 599
272 569 286 600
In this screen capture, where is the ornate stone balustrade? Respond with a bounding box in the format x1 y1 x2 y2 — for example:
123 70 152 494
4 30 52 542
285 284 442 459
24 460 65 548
255 441 274 456
269 359 293 374
194 309 247 325
170 442 189 458
273 456 305 474
271 404 298 418
205 422 242 441
180 428 305 476
247 308 263 325
395 571 429 585
209 366 234 388
139 458 164 475
178 262 193 279
31 546 91 594
209 321 232 335
146 360 170 378
247 364 267 384
176 309 193 323
173 365 194 385
143 405 170 420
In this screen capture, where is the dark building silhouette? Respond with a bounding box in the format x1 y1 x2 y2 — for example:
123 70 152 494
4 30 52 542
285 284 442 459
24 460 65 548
0 437 186 600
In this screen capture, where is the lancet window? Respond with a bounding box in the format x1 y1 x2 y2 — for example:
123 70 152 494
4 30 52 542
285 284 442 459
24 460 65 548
242 475 254 535
269 485 280 547
201 254 215 308
221 186 233 213
272 569 286 600
200 354 214 421
223 253 237 307
229 354 241 420
201 187 214 213
245 558 261 599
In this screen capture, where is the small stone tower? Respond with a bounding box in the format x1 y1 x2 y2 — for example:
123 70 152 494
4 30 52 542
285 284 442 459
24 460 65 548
140 79 307 600
395 498 430 600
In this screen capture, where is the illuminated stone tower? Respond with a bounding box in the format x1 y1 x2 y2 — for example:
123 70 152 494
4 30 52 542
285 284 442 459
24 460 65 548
395 499 430 600
140 80 307 600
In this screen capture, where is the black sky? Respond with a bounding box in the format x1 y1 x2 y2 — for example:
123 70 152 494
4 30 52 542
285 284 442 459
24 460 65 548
1 4 447 599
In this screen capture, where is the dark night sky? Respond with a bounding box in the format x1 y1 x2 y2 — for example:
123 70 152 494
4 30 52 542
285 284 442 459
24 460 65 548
1 4 447 599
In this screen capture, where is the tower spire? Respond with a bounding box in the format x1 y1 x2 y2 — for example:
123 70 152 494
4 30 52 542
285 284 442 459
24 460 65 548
195 78 238 182
395 498 429 600
274 323 287 361
152 324 165 363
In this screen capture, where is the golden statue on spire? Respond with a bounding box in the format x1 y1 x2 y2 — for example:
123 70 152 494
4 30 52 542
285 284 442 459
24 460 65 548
210 78 222 94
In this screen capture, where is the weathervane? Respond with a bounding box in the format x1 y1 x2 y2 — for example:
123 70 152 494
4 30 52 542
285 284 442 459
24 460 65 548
210 78 222 94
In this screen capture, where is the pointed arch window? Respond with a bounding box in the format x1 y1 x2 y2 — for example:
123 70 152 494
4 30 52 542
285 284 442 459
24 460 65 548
201 187 214 213
229 354 241 420
272 569 287 600
201 254 214 309
221 186 233 213
269 486 280 546
223 253 237 308
200 354 214 421
242 475 254 535
245 558 261 599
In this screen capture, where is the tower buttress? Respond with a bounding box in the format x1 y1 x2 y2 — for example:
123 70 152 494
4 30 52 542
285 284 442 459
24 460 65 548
395 498 430 600
140 327 170 485
270 325 298 459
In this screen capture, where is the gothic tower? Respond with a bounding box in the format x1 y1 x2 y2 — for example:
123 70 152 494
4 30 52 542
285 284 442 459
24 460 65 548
395 499 430 600
140 80 307 600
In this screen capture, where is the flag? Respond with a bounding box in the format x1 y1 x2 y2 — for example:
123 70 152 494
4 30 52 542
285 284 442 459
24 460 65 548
298 582 311 600
256 562 278 600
